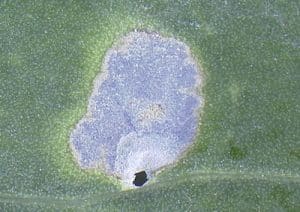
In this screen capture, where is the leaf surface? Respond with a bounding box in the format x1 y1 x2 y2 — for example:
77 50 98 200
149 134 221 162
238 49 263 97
0 0 299 211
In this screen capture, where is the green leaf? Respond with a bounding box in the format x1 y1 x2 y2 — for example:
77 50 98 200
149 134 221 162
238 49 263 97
1 0 299 211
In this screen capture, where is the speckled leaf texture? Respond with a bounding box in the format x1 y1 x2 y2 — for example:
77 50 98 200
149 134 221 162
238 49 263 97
0 1 299 211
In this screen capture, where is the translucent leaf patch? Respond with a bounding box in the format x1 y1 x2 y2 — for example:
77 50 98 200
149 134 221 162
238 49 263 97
70 31 203 187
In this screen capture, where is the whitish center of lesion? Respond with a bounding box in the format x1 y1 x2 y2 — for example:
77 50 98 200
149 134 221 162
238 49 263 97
137 103 165 124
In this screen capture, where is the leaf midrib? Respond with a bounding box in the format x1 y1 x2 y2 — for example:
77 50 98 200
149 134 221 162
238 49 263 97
1 169 299 208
